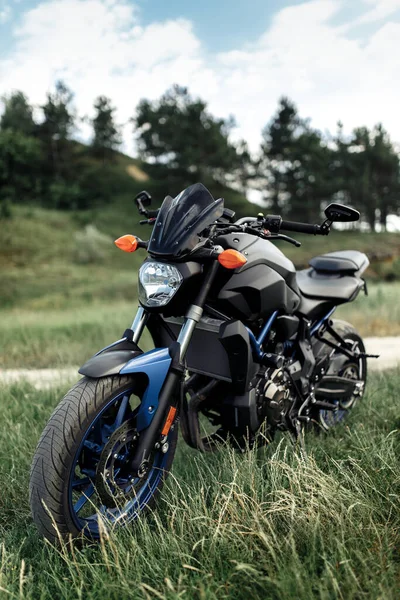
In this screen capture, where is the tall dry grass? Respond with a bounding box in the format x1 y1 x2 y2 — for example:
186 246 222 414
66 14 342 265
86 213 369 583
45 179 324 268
0 370 398 599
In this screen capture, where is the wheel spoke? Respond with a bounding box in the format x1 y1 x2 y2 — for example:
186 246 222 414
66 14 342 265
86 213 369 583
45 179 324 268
74 483 95 514
72 477 91 490
83 439 102 453
91 420 105 445
113 394 130 430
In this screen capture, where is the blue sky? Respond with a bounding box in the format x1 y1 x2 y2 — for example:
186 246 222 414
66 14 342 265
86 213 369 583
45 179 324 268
138 0 306 52
1 0 400 154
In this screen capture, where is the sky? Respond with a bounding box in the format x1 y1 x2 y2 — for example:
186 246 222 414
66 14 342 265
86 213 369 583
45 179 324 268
0 0 400 155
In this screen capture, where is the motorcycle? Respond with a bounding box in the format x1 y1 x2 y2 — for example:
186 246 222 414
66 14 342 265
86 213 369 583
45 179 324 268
30 183 374 542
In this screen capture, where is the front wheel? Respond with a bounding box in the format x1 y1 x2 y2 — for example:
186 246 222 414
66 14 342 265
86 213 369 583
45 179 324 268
29 375 178 542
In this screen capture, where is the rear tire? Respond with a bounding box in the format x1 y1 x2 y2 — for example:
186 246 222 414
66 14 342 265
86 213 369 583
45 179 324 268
29 375 178 543
314 319 367 431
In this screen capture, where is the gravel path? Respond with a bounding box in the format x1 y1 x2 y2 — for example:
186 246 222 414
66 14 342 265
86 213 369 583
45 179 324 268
0 337 398 390
0 367 79 390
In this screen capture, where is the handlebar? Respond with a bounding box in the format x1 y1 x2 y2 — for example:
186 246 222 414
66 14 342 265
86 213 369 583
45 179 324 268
280 220 323 235
261 214 329 236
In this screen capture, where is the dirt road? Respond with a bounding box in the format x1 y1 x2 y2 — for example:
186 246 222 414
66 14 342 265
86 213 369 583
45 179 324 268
0 337 398 390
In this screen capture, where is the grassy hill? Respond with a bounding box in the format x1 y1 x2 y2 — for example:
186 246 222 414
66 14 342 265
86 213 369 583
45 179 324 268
2 150 400 369
1 153 399 600
2 200 400 310
1 203 400 369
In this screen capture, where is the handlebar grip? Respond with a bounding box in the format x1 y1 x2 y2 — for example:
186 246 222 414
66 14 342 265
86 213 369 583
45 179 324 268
280 220 321 235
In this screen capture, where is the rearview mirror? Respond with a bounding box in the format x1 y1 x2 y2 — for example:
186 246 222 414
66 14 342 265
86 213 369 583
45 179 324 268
135 191 152 208
324 203 360 222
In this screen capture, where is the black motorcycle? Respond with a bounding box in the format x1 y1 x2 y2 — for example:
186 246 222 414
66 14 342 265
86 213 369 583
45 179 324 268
30 183 372 542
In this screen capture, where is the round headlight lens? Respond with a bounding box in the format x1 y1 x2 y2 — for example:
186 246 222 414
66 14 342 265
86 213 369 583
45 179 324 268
138 262 183 307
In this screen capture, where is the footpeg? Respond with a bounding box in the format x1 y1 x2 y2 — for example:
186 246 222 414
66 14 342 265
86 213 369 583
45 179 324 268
315 375 363 401
312 400 338 411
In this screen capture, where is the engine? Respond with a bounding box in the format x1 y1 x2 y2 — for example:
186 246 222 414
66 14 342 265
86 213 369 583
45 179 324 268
259 367 295 432
217 366 296 443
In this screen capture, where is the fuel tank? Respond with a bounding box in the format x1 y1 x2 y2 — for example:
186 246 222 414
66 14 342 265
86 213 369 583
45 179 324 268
214 232 301 322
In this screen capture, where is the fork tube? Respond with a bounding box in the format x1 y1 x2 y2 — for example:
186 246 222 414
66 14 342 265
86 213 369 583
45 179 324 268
131 307 148 344
177 260 221 361
177 306 203 359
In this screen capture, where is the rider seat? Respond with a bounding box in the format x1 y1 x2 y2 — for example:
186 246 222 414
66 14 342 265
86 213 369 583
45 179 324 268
296 251 369 303
308 251 369 275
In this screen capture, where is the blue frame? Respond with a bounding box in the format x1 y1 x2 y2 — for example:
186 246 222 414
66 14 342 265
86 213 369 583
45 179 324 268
246 310 279 360
246 307 337 361
310 307 336 336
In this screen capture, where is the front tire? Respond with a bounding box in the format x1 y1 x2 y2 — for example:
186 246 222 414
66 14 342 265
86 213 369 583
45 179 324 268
29 375 178 543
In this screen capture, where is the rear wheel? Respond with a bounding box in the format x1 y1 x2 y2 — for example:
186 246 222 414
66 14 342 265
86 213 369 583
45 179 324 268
315 320 367 430
29 375 178 542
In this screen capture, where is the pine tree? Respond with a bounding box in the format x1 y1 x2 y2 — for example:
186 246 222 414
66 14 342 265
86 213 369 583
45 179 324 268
259 97 332 221
37 80 75 177
92 96 121 162
341 125 400 231
0 91 35 135
134 85 246 190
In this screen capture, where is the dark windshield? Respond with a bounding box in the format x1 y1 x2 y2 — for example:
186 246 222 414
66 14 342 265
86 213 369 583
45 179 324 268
148 183 224 258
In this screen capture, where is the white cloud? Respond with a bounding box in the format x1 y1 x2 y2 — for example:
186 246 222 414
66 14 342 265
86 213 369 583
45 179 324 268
209 0 400 149
0 1 11 23
0 0 217 147
357 0 400 24
0 0 399 154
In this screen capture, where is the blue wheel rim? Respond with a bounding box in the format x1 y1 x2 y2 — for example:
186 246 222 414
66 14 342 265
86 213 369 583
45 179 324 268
68 388 172 538
319 347 364 428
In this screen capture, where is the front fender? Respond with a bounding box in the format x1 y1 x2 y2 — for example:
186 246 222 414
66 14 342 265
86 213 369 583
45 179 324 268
79 340 173 432
78 339 143 378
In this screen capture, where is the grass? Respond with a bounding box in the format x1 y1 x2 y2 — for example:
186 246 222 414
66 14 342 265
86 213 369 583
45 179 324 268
336 281 400 336
3 202 399 369
0 281 399 369
0 301 153 369
0 370 398 599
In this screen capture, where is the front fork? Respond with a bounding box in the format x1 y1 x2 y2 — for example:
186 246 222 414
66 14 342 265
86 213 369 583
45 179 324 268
130 307 148 345
129 261 220 476
130 304 204 363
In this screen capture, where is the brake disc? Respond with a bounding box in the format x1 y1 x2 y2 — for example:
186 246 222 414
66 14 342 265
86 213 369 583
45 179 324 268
96 421 145 508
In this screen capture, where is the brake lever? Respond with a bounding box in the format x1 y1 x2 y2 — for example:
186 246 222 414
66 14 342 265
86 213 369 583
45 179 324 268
270 234 301 247
139 217 157 225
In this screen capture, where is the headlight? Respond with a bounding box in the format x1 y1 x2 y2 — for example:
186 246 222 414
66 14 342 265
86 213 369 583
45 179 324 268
138 262 183 307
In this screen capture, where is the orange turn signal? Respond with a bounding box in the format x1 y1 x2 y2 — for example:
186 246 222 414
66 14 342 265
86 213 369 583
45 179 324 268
114 234 138 253
218 249 247 269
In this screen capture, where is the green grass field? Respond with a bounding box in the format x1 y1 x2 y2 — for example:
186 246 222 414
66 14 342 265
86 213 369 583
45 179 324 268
0 371 398 599
2 205 400 311
1 204 400 369
0 281 399 369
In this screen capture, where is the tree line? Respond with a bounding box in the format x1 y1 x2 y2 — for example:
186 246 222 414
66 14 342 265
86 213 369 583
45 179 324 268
0 81 399 230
